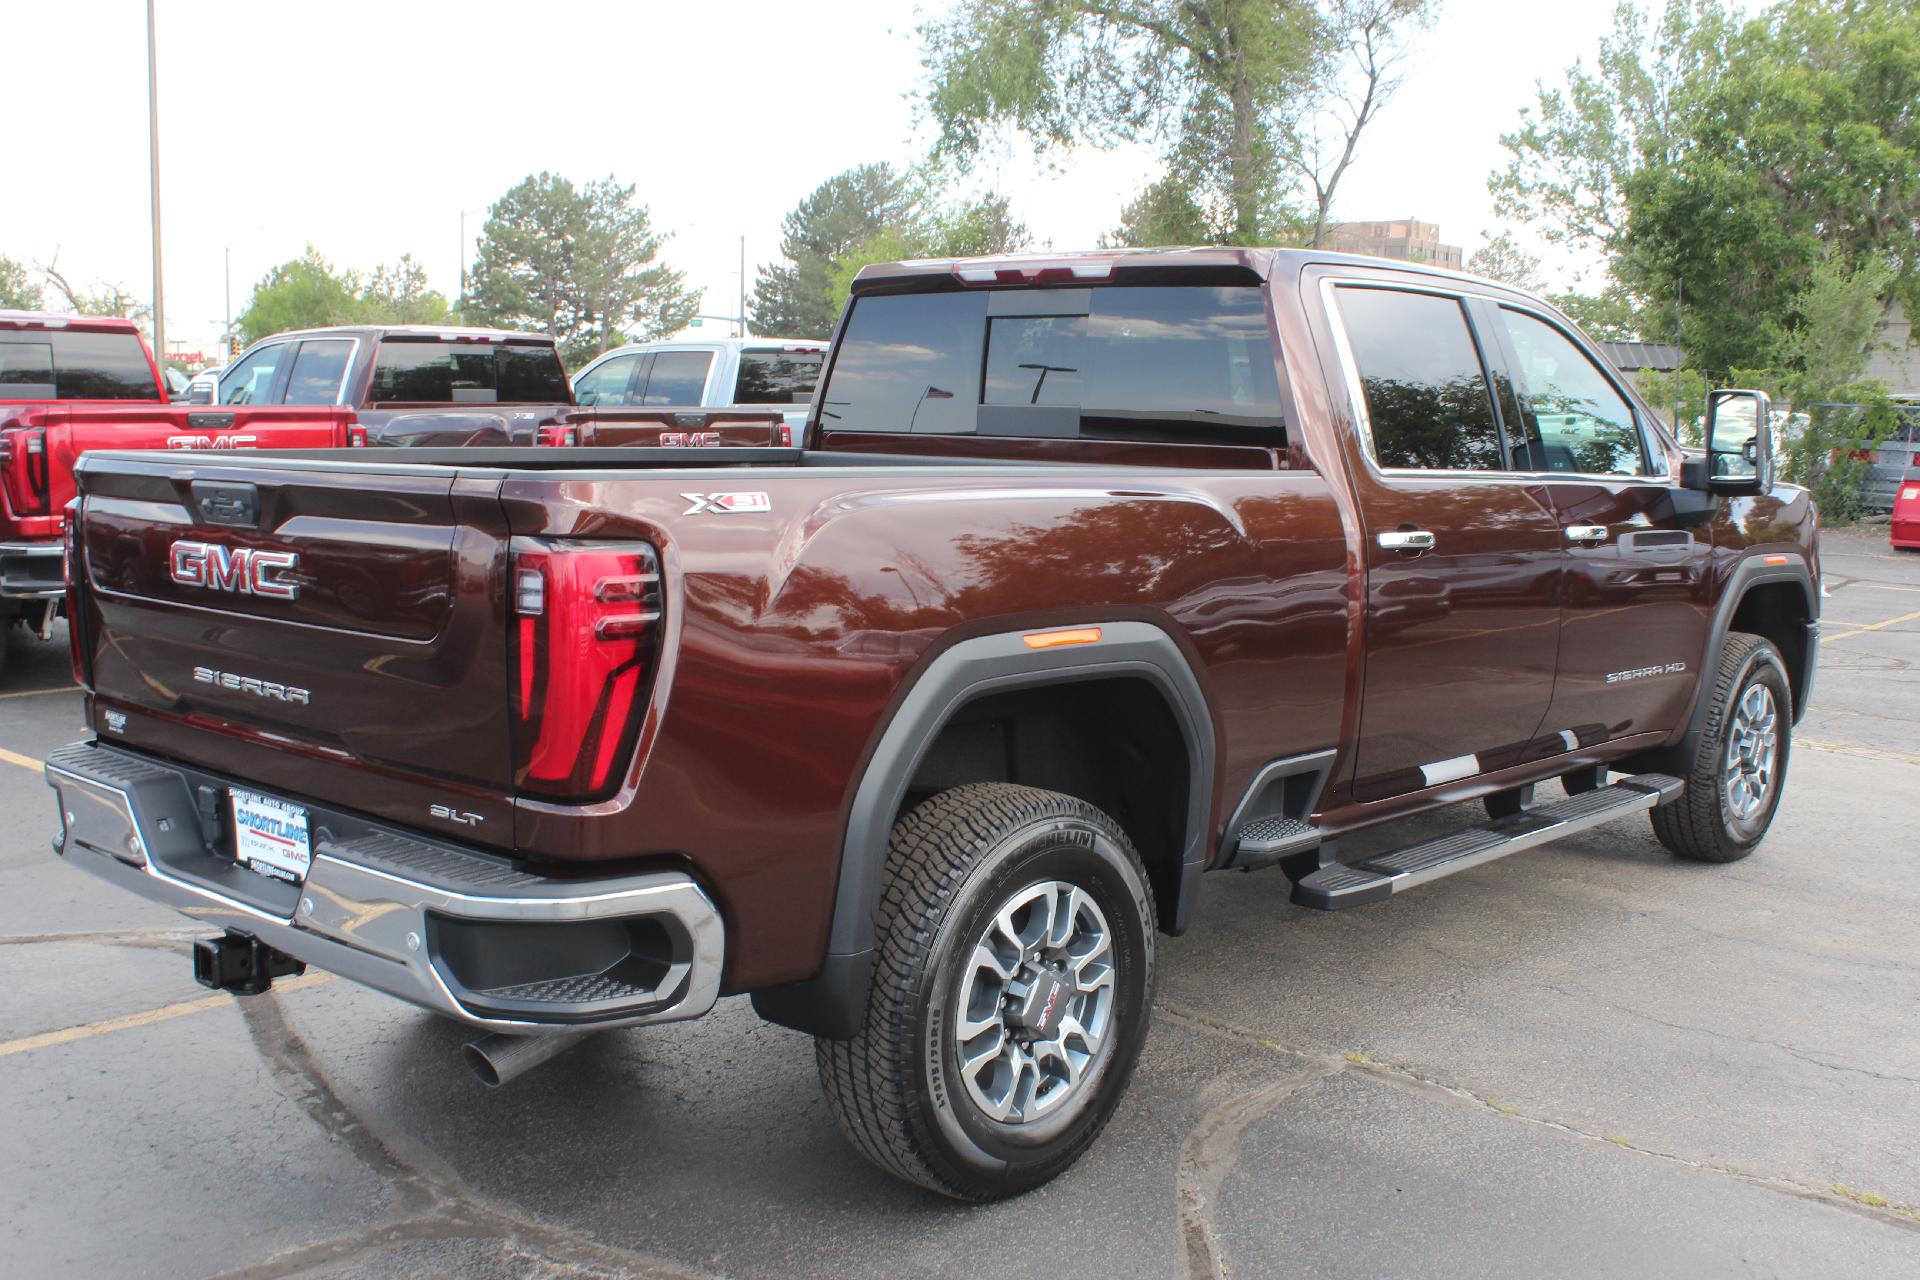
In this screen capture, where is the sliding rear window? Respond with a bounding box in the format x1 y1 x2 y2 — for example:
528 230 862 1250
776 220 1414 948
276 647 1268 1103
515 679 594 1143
817 286 1283 443
1 330 156 400
369 340 568 403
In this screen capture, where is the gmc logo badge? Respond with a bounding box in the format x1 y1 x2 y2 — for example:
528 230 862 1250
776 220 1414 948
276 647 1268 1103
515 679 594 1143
166 434 259 450
169 540 300 600
659 431 721 448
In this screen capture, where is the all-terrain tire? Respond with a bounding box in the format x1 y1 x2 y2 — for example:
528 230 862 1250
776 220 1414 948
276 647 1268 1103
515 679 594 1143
1651 632 1792 863
815 783 1156 1200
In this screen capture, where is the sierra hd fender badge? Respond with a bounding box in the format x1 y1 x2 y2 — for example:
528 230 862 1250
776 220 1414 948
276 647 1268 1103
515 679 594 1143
1606 662 1687 685
681 491 771 515
169 540 300 599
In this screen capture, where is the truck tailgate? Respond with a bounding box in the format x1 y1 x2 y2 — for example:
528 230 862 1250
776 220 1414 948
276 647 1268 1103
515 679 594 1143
43 404 355 512
71 454 517 846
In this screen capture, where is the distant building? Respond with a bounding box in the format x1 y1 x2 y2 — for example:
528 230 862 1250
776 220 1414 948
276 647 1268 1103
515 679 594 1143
1323 218 1464 270
1864 299 1919 401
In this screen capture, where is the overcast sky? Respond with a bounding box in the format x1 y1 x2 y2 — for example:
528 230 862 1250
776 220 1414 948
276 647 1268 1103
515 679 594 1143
6 0 1647 358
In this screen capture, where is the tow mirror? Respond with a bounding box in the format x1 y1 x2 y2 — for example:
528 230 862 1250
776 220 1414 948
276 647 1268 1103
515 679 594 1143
1694 388 1772 495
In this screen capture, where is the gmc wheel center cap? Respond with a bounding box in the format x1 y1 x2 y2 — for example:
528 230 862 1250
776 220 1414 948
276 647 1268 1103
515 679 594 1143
1014 973 1070 1035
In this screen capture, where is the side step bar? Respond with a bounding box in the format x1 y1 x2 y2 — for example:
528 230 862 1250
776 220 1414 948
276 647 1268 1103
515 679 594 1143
1293 773 1684 911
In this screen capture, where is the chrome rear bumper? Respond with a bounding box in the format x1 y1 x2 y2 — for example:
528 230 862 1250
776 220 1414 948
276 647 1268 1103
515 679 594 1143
44 741 724 1033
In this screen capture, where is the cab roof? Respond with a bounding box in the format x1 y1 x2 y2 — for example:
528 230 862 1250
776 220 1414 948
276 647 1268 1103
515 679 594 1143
850 246 1511 295
0 310 145 334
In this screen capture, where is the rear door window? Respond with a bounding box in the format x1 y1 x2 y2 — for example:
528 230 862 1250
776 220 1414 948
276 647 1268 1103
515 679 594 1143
220 343 289 405
1334 287 1504 471
640 350 713 405
370 342 494 402
735 348 822 405
283 339 355 405
575 354 647 407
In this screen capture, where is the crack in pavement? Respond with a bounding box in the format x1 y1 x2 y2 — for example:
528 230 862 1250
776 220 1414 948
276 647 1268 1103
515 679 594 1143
223 992 721 1280
0 927 204 952
1156 998 1920 1266
1547 985 1920 1087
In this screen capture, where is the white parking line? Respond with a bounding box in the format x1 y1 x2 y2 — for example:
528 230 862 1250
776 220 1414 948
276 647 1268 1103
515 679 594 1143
0 686 80 700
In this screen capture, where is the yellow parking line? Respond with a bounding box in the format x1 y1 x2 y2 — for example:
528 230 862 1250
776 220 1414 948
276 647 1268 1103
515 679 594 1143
0 972 332 1060
1824 608 1920 642
0 685 80 700
0 746 43 772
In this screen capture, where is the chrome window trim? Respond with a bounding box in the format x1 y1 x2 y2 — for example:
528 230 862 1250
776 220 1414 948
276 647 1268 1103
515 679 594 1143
1319 275 1670 488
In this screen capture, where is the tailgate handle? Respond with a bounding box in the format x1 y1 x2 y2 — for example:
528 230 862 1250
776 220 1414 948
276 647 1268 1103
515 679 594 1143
187 412 237 429
191 480 261 528
672 412 706 427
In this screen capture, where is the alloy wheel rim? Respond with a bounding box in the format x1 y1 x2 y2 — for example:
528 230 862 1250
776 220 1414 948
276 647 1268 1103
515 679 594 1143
953 879 1116 1126
1722 682 1778 822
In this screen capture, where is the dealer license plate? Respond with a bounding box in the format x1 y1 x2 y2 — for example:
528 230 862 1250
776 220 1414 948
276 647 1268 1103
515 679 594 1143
229 789 312 883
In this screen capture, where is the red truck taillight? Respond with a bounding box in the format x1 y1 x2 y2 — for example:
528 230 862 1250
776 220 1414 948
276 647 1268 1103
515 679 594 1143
0 426 50 515
509 540 662 800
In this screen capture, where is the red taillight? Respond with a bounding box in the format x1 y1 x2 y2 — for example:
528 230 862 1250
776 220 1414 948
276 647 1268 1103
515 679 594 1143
777 423 794 447
509 540 662 800
538 423 577 447
63 502 91 688
1 427 50 515
345 420 368 447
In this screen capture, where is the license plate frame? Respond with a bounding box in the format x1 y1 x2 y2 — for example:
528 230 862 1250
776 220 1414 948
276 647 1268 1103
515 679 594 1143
228 788 312 884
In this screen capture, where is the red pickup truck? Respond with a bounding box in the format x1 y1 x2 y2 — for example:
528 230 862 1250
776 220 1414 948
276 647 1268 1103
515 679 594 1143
42 250 1819 1199
0 311 362 667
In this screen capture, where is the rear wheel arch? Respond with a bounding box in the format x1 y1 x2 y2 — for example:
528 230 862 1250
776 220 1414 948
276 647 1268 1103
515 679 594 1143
751 620 1215 1038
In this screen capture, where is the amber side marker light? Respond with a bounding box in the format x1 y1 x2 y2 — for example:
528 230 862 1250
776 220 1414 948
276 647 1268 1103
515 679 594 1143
1024 627 1103 650
1764 555 1790 565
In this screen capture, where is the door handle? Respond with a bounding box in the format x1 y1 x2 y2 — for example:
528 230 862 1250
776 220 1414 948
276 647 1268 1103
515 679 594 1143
1377 530 1436 551
1564 525 1610 544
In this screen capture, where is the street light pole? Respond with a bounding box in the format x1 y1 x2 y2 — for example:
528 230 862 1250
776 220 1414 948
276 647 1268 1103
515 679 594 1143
145 0 166 361
738 234 746 338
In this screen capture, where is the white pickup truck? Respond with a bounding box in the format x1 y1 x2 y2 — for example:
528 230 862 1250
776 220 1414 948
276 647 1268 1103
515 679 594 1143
569 337 825 442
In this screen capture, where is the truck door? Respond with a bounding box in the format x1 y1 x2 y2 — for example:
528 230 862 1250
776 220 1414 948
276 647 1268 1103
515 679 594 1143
1473 300 1713 745
1320 279 1565 803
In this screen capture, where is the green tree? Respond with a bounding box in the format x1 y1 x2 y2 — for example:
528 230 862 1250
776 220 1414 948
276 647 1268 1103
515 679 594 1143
919 0 1324 244
749 164 918 337
826 194 1033 315
362 255 450 326
1466 231 1544 291
1104 178 1215 247
0 255 41 309
236 246 361 342
1620 0 1920 381
465 173 696 365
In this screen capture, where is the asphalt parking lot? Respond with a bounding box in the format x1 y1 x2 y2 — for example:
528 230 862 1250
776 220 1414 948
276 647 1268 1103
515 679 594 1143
3 526 1918 1279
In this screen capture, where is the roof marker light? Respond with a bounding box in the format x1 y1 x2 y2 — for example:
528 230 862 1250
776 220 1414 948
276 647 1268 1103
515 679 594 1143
954 259 1116 286
1763 554 1789 565
1023 627 1103 650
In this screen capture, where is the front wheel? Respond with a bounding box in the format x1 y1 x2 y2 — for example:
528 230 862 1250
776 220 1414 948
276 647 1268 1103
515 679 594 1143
1651 632 1792 862
816 783 1156 1200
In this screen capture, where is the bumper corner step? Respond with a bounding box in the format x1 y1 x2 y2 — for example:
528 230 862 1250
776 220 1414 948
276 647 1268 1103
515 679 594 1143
1292 773 1682 911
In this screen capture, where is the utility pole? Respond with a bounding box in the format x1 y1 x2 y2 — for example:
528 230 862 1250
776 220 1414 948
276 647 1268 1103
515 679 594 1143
223 246 230 357
738 234 746 338
146 0 166 362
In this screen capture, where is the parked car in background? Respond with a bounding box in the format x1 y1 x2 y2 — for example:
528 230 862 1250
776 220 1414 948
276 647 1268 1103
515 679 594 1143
216 325 574 446
0 311 363 671
570 337 825 444
1893 471 1920 550
181 365 225 404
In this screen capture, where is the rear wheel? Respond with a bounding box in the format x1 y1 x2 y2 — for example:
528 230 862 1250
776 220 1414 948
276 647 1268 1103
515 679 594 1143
1652 633 1792 863
815 783 1156 1200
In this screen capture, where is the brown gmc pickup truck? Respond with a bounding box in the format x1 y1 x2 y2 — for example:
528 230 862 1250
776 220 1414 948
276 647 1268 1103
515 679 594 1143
43 249 1819 1200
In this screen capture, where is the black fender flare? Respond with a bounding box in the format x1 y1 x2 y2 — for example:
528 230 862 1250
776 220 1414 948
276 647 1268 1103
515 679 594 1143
751 620 1216 1039
1671 552 1819 761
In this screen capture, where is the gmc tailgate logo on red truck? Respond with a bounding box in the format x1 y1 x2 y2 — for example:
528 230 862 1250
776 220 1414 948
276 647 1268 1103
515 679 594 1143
166 435 259 449
169 540 300 600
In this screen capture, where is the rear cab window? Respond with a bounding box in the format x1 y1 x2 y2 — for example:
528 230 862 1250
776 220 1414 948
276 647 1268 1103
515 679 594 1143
0 330 157 401
817 286 1284 444
368 339 569 404
734 348 822 405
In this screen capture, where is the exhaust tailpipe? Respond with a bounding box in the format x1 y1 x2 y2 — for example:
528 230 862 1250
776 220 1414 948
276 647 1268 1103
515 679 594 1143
463 1032 593 1088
